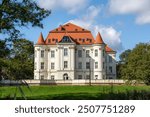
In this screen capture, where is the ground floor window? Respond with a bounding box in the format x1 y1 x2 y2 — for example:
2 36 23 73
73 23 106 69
95 75 98 79
86 75 90 79
78 75 82 79
51 75 55 80
40 75 44 80
63 73 68 80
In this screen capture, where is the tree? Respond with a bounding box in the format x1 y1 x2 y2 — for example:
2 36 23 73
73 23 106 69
10 39 34 80
119 49 131 62
0 0 50 40
120 43 150 85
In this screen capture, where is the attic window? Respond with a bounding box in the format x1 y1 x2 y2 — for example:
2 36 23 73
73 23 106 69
48 39 51 43
82 39 85 42
82 29 85 31
61 27 65 31
89 39 92 43
56 39 58 42
52 38 55 41
86 38 89 41
75 29 78 31
79 38 82 41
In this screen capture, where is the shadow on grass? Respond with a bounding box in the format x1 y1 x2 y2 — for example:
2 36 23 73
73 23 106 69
1 90 150 100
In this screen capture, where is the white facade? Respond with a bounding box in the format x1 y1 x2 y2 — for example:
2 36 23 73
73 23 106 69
34 23 116 80
34 43 116 80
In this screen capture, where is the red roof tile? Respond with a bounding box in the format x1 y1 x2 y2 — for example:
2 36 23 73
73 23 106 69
94 32 104 44
36 33 45 45
105 45 115 53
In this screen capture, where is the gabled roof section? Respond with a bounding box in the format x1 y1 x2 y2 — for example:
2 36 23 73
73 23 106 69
50 22 90 33
36 32 45 45
94 32 104 44
105 45 116 53
59 33 75 43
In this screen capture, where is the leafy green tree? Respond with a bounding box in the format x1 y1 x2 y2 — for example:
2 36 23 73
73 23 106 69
0 0 50 40
120 43 150 85
10 39 34 80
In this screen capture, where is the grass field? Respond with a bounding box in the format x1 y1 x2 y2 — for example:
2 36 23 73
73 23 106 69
0 85 150 100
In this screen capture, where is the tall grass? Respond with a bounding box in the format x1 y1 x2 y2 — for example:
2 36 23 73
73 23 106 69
0 85 150 100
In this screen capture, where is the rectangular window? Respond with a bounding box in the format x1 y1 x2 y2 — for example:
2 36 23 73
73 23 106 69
48 39 51 43
86 75 90 79
64 61 68 68
103 62 105 69
95 62 98 69
78 50 82 57
86 50 90 57
78 62 82 69
95 49 98 57
41 75 44 80
51 50 55 58
103 50 105 57
51 75 55 80
109 66 113 73
41 62 44 69
51 62 55 69
95 75 98 79
41 50 44 58
109 56 112 63
86 62 90 69
64 48 68 56
78 75 82 79
34 62 37 70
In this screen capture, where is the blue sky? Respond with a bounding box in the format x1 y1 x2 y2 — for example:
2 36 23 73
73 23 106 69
1 0 150 59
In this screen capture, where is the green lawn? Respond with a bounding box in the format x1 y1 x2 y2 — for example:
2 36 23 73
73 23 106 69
0 85 150 100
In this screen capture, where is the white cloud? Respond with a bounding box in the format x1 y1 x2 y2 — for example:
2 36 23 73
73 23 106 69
69 5 123 51
37 0 87 13
108 0 150 24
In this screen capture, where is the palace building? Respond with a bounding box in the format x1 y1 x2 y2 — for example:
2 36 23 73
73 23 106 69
34 23 116 80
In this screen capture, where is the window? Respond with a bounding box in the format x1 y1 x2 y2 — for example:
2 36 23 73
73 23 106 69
41 62 44 69
78 75 82 79
86 75 90 79
78 50 82 57
41 50 44 58
109 66 113 73
86 50 90 57
51 63 55 69
103 49 105 57
95 75 98 79
51 75 55 80
48 39 51 43
51 50 55 58
95 49 98 57
95 62 98 69
103 62 105 69
78 62 82 69
41 75 44 80
109 56 112 63
86 62 90 69
64 48 68 56
34 62 37 70
64 61 68 68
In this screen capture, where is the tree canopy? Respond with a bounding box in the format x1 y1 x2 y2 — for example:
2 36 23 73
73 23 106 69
0 0 50 40
119 43 150 85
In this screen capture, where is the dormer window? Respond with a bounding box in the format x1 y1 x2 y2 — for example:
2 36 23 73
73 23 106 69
56 39 58 42
82 39 85 42
48 39 51 43
79 38 82 41
75 29 78 31
52 38 55 41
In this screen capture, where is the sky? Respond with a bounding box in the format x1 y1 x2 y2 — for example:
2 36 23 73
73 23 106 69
2 0 150 59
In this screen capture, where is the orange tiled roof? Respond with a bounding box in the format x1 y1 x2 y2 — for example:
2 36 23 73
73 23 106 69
45 23 95 45
105 45 115 52
36 32 45 45
94 32 104 44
